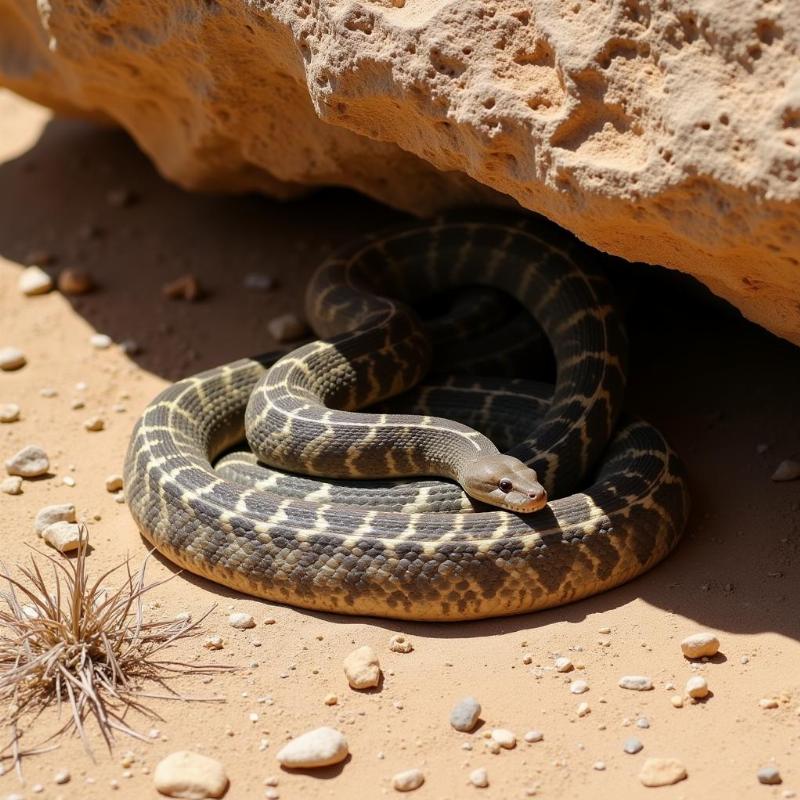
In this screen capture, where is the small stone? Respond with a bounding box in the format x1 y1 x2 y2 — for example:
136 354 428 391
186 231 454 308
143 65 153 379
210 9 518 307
153 751 228 798
671 695 684 708
570 680 589 694
19 265 53 295
759 698 779 709
392 768 424 792
84 416 105 432
757 767 782 785
324 693 338 706
555 656 574 673
577 702 591 717
593 761 606 771
204 635 224 650
0 347 27 371
449 697 481 732
624 738 644 754
62 475 76 487
43 521 83 553
228 612 256 629
389 634 413 653
638 757 688 787
469 768 489 788
636 717 650 729
276 727 348 768
681 632 720 659
772 460 800 482
268 313 309 343
343 645 381 689
114 492 126 504
1 476 23 495
618 675 653 691
34 503 76 535
0 403 21 423
90 333 112 350
39 387 57 398
524 730 543 743
598 626 611 634
5 444 49 477
685 676 709 699
163 274 203 302
243 272 276 291
105 475 124 492
57 268 95 295
53 769 71 784
490 729 516 749
120 339 141 355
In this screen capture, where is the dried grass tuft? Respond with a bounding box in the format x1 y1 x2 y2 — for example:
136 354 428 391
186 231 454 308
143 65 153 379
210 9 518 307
0 528 226 776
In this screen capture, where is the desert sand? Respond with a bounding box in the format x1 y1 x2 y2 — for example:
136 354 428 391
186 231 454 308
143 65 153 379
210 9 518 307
1 90 799 799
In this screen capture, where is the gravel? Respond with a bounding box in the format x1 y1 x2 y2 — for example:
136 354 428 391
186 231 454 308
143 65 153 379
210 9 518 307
0 403 21 423
469 768 489 788
757 766 782 785
83 416 106 432
681 632 720 659
5 444 49 477
153 751 228 798
228 612 256 629
0 347 27 371
19 265 53 296
450 697 481 732
618 675 653 691
105 475 124 492
343 645 381 689
276 727 349 768
624 738 644 754
392 768 425 792
90 333 112 350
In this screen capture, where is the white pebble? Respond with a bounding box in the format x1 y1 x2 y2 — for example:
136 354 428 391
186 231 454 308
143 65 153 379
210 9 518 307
204 635 224 650
685 675 709 699
268 313 308 343
153 751 228 798
577 702 591 717
490 728 516 749
469 768 489 788
19 265 53 296
62 475 76 487
90 333 113 350
0 347 26 371
524 730 543 743
450 697 481 732
680 632 720 659
772 460 800 482
276 727 348 768
343 645 381 689
228 612 255 629
53 769 71 784
83 416 105 432
593 761 606 771
34 503 76 535
618 675 653 691
624 737 644 754
392 768 424 792
5 444 49 477
389 633 413 653
555 656 574 673
0 403 20 423
1 476 23 495
570 680 589 694
43 521 83 553
639 757 688 787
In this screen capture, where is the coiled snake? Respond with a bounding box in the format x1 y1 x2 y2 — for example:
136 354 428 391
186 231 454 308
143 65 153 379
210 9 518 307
124 218 689 620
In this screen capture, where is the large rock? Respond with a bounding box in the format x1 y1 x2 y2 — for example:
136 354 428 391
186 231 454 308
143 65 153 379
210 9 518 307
1 1 798 343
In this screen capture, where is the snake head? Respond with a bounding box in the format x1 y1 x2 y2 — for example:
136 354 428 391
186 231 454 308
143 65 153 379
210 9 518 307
462 454 547 513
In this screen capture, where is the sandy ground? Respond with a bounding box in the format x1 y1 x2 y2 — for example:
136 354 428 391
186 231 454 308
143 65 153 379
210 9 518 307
0 89 799 800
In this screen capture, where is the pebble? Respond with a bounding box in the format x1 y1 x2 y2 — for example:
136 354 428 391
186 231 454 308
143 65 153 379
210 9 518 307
593 761 606 771
243 272 276 291
324 693 338 706
34 503 76 535
39 387 57 398
636 717 650 729
163 274 203 302
686 676 709 699
555 657 574 673
120 339 141 356
524 730 543 743
759 698 779 709
0 346 27 371
758 767 782 785
57 268 95 295
228 612 255 629
276 727 348 768
392 768 424 792
5 444 49 477
490 729 516 749
84 416 105 432
62 475 76 488
1 476 23 495
268 313 309 343
343 645 381 689
54 769 71 784
681 632 720 659
389 634 413 653
624 737 644 754
43 521 82 553
0 403 20 423
772 460 800 482
153 751 228 798
639 757 688 787
570 680 589 694
90 333 112 350
577 702 591 717
671 695 684 708
19 265 53 295
469 768 489 788
450 697 481 732
204 635 224 650
105 474 124 492
618 675 653 691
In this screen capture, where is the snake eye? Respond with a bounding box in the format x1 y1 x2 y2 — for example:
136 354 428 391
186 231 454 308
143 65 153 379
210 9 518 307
499 478 513 493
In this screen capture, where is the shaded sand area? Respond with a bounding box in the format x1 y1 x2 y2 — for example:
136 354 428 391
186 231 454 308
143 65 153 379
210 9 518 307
1 90 798 798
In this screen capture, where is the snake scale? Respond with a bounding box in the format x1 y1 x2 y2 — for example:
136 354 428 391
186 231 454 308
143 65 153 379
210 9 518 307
124 218 689 621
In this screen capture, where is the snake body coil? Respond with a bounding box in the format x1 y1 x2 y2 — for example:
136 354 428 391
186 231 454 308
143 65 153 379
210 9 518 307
124 219 689 620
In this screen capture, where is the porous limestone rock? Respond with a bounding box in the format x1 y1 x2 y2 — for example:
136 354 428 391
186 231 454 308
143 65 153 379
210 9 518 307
0 1 798 343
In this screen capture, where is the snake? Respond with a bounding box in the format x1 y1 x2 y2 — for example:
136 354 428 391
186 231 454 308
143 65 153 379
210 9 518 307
124 218 689 621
